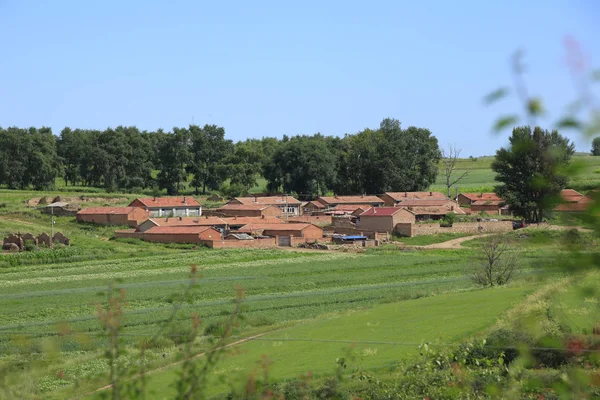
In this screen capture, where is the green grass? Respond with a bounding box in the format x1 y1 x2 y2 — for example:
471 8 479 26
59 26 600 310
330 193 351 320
394 232 473 246
138 286 531 398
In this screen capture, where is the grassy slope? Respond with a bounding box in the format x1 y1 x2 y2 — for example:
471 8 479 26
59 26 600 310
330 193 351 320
394 232 472 246
139 286 531 399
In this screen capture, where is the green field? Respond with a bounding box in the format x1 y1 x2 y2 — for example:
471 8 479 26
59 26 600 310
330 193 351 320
0 187 598 399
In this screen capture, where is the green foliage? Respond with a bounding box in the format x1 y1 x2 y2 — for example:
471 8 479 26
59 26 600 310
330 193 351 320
156 128 190 195
492 126 575 222
440 212 456 227
0 127 60 190
592 137 600 156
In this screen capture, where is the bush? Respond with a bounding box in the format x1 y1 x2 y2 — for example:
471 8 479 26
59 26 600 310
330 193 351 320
23 239 37 252
440 213 456 227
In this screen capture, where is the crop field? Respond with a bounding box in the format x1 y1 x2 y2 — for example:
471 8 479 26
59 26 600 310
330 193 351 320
0 185 598 398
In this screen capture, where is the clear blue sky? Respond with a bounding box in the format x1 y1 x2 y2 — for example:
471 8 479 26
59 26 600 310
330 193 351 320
0 0 598 156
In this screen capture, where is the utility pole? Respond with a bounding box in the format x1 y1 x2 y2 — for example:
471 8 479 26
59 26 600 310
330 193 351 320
51 205 55 237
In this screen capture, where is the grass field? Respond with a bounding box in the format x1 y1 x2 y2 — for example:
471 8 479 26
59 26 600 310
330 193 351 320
0 185 598 398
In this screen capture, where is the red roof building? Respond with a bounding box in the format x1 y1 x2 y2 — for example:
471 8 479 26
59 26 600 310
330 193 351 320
215 203 283 217
129 197 202 218
379 191 448 206
227 196 301 216
77 207 149 227
316 195 385 208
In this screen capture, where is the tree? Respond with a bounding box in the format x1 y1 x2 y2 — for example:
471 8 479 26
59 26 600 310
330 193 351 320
492 126 574 222
441 145 470 198
592 137 600 156
187 125 233 194
472 235 518 287
264 134 337 198
156 128 190 195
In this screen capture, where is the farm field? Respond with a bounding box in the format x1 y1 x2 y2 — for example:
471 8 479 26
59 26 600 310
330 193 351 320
0 184 598 398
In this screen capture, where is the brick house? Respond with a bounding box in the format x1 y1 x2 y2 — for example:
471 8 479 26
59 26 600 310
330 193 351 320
554 189 594 213
227 196 302 216
142 226 221 244
378 192 447 207
215 203 283 217
316 195 385 208
77 207 149 227
137 216 227 233
129 197 202 218
221 216 284 230
357 207 416 232
303 201 326 215
470 200 505 215
457 193 502 207
395 199 464 221
237 223 323 240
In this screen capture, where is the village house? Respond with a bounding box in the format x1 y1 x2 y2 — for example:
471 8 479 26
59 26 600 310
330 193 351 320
215 203 283 217
302 201 326 215
226 196 302 216
129 197 202 218
326 204 372 216
221 216 284 230
394 199 464 221
357 207 416 232
554 189 594 213
470 200 506 215
316 195 384 209
141 226 221 244
76 207 149 227
378 191 447 207
457 192 502 206
237 223 323 240
136 216 228 233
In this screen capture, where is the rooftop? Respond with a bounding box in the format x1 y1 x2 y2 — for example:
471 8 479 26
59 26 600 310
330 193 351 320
149 216 226 226
144 226 217 234
471 200 505 206
460 193 503 202
232 196 301 206
384 191 448 201
221 216 284 225
130 197 201 208
317 195 385 205
217 203 278 211
331 204 372 212
359 207 408 217
237 223 315 233
395 199 456 207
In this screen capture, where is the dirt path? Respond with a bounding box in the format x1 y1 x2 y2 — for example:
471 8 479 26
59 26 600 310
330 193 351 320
79 330 277 399
419 234 491 249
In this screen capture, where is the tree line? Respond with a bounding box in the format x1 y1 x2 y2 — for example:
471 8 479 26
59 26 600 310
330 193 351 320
0 118 441 197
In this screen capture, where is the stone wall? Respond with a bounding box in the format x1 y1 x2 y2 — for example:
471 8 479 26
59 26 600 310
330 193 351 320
286 215 333 227
395 221 514 237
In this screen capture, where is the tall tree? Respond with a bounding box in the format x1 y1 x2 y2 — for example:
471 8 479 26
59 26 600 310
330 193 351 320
156 128 190 195
592 137 600 156
187 125 233 194
492 126 575 222
441 144 470 198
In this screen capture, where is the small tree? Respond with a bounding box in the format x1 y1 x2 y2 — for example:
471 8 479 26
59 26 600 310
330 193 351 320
592 137 600 156
441 144 470 198
472 235 518 287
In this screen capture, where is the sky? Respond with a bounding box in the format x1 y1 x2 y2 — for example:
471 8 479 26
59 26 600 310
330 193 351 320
0 1 598 156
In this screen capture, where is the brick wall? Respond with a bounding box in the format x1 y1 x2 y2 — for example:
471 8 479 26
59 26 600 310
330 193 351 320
395 221 514 237
286 216 333 226
204 238 277 248
114 230 143 239
470 205 501 215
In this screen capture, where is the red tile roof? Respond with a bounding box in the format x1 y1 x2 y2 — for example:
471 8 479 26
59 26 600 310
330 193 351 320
317 195 385 205
144 226 217 234
150 216 227 226
395 199 456 207
359 207 409 217
130 197 201 208
232 196 301 206
305 201 326 209
221 216 284 225
217 204 278 211
471 200 505 206
331 204 372 212
459 193 503 202
237 223 314 233
78 207 140 215
554 202 590 212
384 191 448 201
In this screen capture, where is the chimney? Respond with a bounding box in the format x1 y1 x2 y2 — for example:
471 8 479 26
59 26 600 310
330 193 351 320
183 196 187 204
404 192 407 197
179 216 182 221
479 193 483 198
429 191 432 196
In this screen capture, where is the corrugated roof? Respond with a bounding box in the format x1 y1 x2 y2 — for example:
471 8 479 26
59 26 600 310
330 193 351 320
460 193 502 202
317 195 385 205
144 226 217 234
130 197 201 208
221 216 283 225
359 207 408 217
151 216 226 226
232 196 301 206
78 207 139 215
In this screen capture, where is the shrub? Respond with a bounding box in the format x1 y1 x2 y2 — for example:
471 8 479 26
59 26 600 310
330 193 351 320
440 213 456 227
